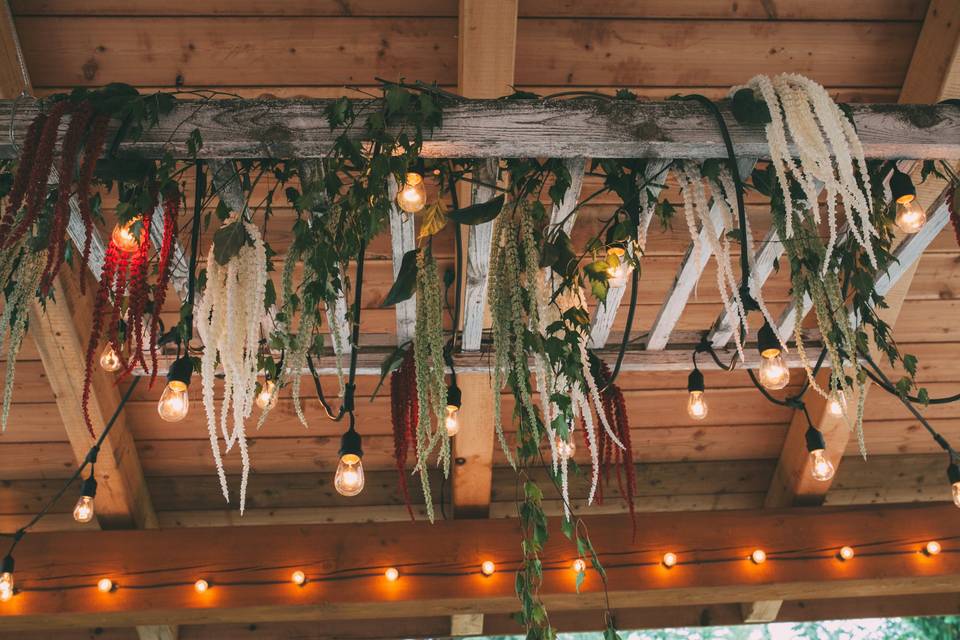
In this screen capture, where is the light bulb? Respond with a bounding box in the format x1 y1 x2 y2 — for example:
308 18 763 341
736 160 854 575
809 449 835 482
838 546 855 561
687 390 708 420
111 219 142 253
335 453 365 496
662 552 678 568
158 380 189 422
751 549 766 564
572 558 587 573
73 495 95 523
291 570 306 586
953 481 960 508
444 404 460 436
256 380 278 411
97 578 113 593
99 344 122 372
758 351 790 390
0 572 12 602
606 247 631 288
895 199 926 234
396 172 426 213
194 579 209 593
481 560 496 576
384 567 399 582
925 541 941 556
827 389 846 417
556 436 576 460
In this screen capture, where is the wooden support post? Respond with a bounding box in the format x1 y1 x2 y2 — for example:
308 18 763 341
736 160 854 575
388 176 417 345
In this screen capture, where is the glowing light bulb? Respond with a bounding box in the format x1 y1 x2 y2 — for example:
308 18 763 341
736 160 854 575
751 549 766 564
158 380 189 422
953 481 960 509
0 572 12 602
572 558 587 573
111 219 142 253
256 380 278 411
556 437 576 461
194 579 209 593
925 541 941 556
73 495 95 523
809 449 836 482
481 561 496 576
384 567 399 582
758 350 790 390
687 390 708 420
662 552 678 568
99 344 122 372
444 404 460 436
335 453 365 496
895 199 926 234
838 546 855 561
291 570 306 586
97 578 113 593
606 247 631 288
397 172 426 213
827 389 846 417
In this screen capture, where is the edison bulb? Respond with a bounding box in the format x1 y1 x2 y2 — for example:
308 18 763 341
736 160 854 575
97 578 113 593
953 481 960 508
194 579 209 593
809 449 835 482
384 567 399 582
606 247 631 288
687 390 708 420
335 453 365 496
572 558 587 573
396 172 426 213
926 541 942 556
481 560 496 576
556 437 576 461
895 199 926 234
662 552 678 568
751 549 767 564
444 405 460 436
157 380 189 422
0 572 12 602
291 570 306 586
73 494 95 523
839 546 855 561
111 219 142 253
256 380 278 411
827 389 846 417
99 344 122 372
758 351 790 390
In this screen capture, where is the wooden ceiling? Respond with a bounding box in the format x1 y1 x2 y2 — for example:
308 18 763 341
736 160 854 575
0 0 959 638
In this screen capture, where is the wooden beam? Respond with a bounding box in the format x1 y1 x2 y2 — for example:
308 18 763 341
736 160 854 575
645 157 757 351
457 0 517 99
2 503 960 630
458 158 499 352
900 0 960 104
589 159 670 348
0 0 27 99
2 101 957 161
387 176 417 344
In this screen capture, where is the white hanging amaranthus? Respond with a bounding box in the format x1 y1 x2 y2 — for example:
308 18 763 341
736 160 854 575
0 247 45 432
196 220 268 514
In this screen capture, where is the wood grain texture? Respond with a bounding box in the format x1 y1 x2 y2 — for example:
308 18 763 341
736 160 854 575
388 176 417 344
459 158 499 351
899 0 960 103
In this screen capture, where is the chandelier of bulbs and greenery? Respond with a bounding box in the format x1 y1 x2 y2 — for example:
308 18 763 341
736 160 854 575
0 77 958 638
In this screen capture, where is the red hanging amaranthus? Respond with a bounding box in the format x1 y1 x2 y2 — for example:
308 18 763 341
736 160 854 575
390 348 419 520
1 112 45 238
949 181 959 248
76 114 110 294
594 360 637 537
148 188 180 385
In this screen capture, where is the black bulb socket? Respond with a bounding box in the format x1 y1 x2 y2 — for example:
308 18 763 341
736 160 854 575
339 427 364 460
1 555 12 575
167 355 193 387
948 462 960 486
446 384 462 410
687 368 705 393
757 321 780 358
890 167 917 205
80 476 98 499
805 425 827 453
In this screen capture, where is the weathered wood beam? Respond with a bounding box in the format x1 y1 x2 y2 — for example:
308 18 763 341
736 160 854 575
2 101 957 161
387 176 417 344
589 159 671 348
2 503 959 630
645 158 757 351
459 158 499 352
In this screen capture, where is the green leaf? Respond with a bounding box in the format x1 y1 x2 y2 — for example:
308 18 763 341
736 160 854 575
903 353 918 378
418 200 448 239
574 568 585 594
448 194 505 225
730 87 771 125
381 249 418 307
212 220 251 266
371 343 410 400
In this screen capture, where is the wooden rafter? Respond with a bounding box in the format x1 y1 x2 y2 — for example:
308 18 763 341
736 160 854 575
388 176 417 344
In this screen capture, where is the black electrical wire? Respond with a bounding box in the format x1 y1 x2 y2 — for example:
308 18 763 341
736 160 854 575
184 160 205 343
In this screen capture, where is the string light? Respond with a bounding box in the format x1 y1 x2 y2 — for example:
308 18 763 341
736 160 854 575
662 552 678 568
827 383 846 418
97 578 114 593
72 475 98 524
924 541 941 556
384 567 399 582
396 171 427 214
291 570 306 586
255 379 279 411
158 355 192 422
194 579 209 593
99 344 121 372
572 558 587 573
444 384 462 437
556 436 576 461
686 367 708 420
757 322 789 390
335 423 365 497
111 218 142 253
948 463 960 509
481 560 496 576
0 556 13 602
890 167 926 234
606 246 632 288
750 549 767 564
838 546 855 561
805 426 835 482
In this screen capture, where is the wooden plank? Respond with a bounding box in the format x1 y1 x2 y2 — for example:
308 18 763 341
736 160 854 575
899 0 960 104
459 158 499 351
450 614 484 637
0 0 28 98
3 100 957 160
645 157 757 351
387 176 417 344
3 503 960 629
589 159 670 348
740 600 783 624
458 0 517 99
